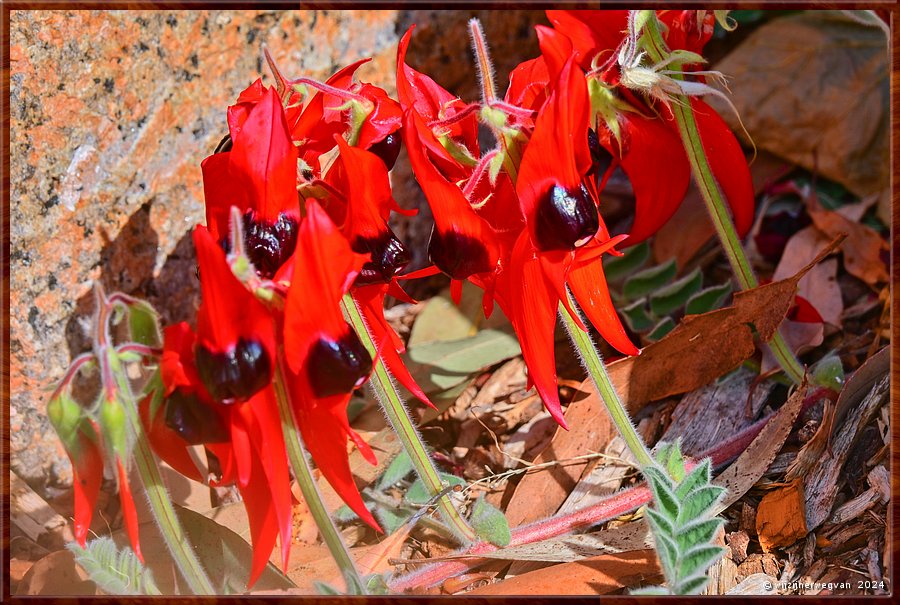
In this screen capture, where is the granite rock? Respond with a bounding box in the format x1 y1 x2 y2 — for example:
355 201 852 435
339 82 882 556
9 9 544 495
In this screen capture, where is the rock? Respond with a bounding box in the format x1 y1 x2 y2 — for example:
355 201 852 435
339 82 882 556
9 9 544 496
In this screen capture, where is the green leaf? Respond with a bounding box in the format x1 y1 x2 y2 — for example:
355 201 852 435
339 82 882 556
630 585 670 596
469 497 511 547
376 451 415 490
408 282 510 347
603 241 650 283
675 459 712 500
333 504 358 523
406 328 521 393
676 574 711 595
677 486 726 525
649 528 680 580
677 545 726 584
649 268 703 316
622 299 655 332
374 505 408 535
623 259 677 301
646 507 675 538
364 574 391 595
655 441 686 482
675 518 724 554
646 317 676 342
67 537 161 596
644 467 680 522
811 352 845 391
405 474 466 505
685 283 733 315
127 300 162 347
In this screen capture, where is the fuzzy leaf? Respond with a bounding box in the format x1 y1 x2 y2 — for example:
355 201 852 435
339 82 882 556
623 259 677 301
677 486 726 525
376 451 415 491
656 441 686 482
67 538 160 596
405 474 466 505
685 283 733 315
677 574 712 595
374 504 408 535
603 241 650 283
676 518 725 553
622 300 655 332
674 459 712 500
314 581 344 595
646 317 676 342
649 268 703 316
644 467 680 522
678 545 727 583
630 585 670 595
470 497 511 547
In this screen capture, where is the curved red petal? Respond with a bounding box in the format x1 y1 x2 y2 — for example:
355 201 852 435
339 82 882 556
691 98 755 237
501 233 567 428
229 408 253 488
517 56 592 248
237 449 280 589
330 135 396 240
201 152 246 245
569 250 640 356
545 10 628 70
609 112 691 244
283 201 365 374
193 225 276 359
506 55 549 112
116 459 143 563
229 86 300 222
160 322 199 396
71 423 104 547
535 25 574 81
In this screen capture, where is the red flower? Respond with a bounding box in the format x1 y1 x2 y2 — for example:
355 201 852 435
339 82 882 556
544 10 754 244
282 200 380 529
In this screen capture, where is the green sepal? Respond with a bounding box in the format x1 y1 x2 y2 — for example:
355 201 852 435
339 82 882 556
469 496 511 546
126 299 162 348
48 389 85 448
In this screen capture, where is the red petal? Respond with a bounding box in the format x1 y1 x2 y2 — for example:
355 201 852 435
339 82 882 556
355 82 403 151
201 152 246 246
355 284 435 409
229 86 300 222
293 390 381 531
116 460 143 563
230 408 253 488
506 55 549 112
517 56 592 247
283 201 365 374
607 112 691 244
237 446 280 589
71 422 104 547
160 322 198 396
535 25 574 81
227 78 267 136
690 98 755 237
545 10 628 69
329 135 397 241
569 246 640 356
500 233 567 428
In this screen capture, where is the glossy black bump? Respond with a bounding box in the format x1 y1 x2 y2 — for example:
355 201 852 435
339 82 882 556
164 390 230 444
353 230 411 285
534 184 600 251
195 338 271 404
428 229 492 280
368 131 402 170
587 128 613 179
242 211 299 279
214 133 233 154
307 332 373 398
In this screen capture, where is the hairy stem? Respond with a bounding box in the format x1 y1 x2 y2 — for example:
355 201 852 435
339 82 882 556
342 293 477 543
272 360 366 594
559 294 655 469
638 12 805 385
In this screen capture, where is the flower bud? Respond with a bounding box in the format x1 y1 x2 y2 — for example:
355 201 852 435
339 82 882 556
48 390 84 449
99 396 130 460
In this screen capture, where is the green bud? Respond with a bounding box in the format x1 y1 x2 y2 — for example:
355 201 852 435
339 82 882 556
48 390 84 447
479 105 508 130
100 397 129 459
127 300 162 348
812 353 845 391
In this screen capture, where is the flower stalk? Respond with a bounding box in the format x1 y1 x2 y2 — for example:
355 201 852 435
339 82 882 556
637 11 805 385
94 287 215 595
271 359 366 595
559 293 655 469
341 293 477 543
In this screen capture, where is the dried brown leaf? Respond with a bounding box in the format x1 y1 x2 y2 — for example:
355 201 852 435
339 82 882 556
465 549 661 595
756 479 809 551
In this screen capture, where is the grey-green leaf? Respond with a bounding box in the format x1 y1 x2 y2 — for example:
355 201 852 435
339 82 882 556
67 537 161 596
685 283 733 316
470 497 511 547
623 259 677 301
603 241 650 283
649 268 703 316
377 451 415 490
647 317 676 342
622 300 655 332
405 473 466 505
675 459 712 500
677 486 726 525
676 518 725 553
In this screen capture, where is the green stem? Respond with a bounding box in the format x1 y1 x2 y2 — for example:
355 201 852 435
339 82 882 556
639 13 805 386
120 374 215 595
341 294 477 543
559 295 655 470
272 361 366 595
